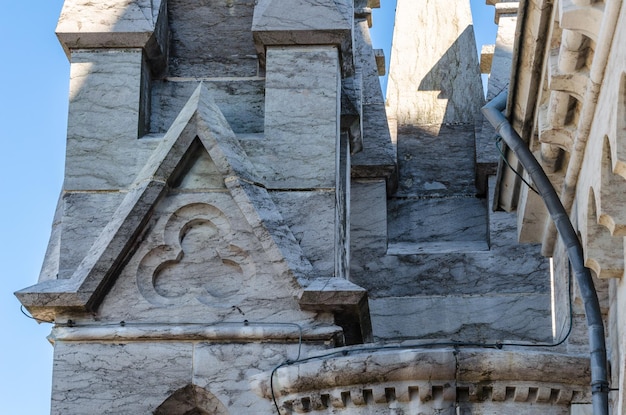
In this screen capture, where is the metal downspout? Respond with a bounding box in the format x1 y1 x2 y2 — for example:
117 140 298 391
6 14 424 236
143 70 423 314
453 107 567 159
482 91 609 415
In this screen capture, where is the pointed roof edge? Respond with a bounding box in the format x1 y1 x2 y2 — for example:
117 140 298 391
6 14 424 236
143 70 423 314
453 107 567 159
226 177 314 287
16 84 313 320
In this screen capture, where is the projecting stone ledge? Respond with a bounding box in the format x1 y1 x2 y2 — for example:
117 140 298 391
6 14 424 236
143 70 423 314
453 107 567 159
300 278 372 345
481 44 495 74
251 0 352 73
251 347 592 413
55 0 168 74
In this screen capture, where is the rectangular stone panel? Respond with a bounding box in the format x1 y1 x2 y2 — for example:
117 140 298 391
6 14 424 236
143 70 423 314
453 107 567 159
387 197 488 244
351 180 387 254
167 0 258 77
263 46 340 189
369 294 552 342
65 50 159 190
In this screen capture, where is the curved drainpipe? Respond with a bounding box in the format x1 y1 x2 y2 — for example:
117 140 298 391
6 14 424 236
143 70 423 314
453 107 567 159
482 91 609 415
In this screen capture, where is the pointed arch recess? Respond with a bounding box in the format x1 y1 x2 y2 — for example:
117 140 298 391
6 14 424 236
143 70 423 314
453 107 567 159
598 137 626 236
154 384 229 415
584 187 624 279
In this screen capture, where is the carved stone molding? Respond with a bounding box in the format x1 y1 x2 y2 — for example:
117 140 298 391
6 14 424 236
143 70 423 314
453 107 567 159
252 347 591 414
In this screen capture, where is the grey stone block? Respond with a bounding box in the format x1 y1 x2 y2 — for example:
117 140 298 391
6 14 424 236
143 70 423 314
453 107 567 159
168 0 258 77
262 46 340 189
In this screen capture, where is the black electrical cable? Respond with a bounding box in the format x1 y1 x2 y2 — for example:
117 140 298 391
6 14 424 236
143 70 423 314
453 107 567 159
501 261 573 348
483 91 609 415
20 305 54 324
495 136 540 195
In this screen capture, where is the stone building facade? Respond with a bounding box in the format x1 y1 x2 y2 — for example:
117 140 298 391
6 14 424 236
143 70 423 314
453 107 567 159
15 0 625 414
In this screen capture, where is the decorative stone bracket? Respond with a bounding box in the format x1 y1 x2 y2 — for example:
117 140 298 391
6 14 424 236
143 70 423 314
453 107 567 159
251 347 592 414
300 278 372 345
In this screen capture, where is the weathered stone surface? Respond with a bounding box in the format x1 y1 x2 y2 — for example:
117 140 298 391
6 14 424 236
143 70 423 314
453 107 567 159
369 294 551 341
151 80 265 134
168 0 258 77
252 347 589 413
351 19 397 188
261 46 340 189
56 0 169 72
38 194 64 283
65 49 159 191
393 125 478 197
18 85 319 320
51 342 194 414
387 0 484 126
350 180 387 254
251 0 351 71
388 197 488 245
96 190 315 323
270 191 335 276
58 192 125 280
51 341 328 415
20 0 615 412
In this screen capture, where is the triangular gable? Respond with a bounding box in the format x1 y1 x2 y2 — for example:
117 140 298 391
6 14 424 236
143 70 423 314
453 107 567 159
16 84 314 321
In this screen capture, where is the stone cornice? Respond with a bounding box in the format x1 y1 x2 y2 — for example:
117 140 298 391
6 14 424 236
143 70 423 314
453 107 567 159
252 347 591 412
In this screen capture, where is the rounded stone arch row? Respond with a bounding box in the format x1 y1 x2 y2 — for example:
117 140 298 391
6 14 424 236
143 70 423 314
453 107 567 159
154 384 229 415
581 136 626 280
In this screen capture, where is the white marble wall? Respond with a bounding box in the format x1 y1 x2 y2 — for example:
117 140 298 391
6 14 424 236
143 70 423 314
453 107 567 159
51 340 315 414
260 46 340 189
66 50 158 190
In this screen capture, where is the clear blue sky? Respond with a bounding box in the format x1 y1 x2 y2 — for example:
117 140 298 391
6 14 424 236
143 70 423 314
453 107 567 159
0 1 496 412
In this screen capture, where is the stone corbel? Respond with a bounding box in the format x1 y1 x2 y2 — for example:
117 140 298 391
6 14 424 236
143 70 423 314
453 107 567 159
558 0 604 42
494 2 519 25
299 278 372 345
55 0 169 76
251 0 354 76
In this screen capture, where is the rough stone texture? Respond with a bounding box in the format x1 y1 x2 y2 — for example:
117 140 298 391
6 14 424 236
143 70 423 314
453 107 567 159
350 19 397 188
356 166 551 342
350 180 387 254
394 125 479 197
51 342 194 414
387 197 488 245
252 347 590 414
55 0 169 74
369 294 551 341
38 194 63 282
251 0 352 74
